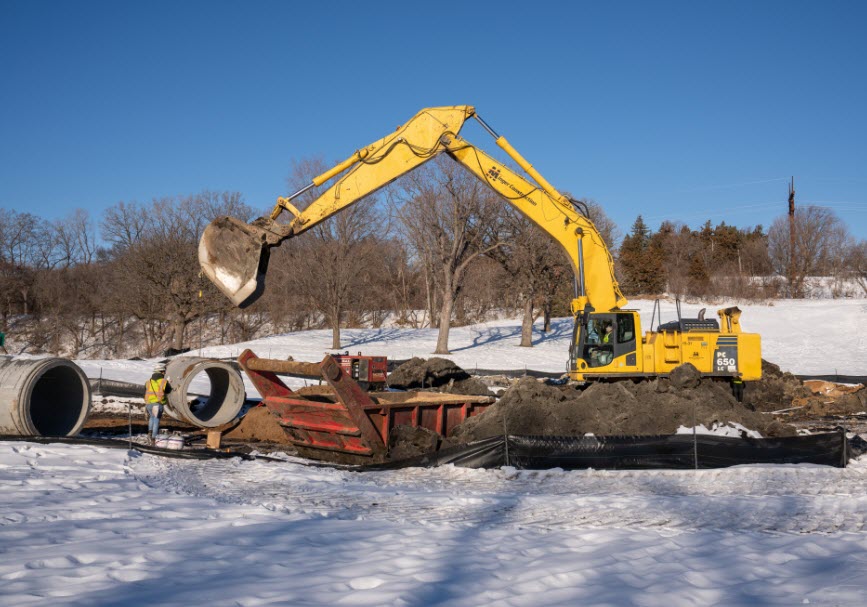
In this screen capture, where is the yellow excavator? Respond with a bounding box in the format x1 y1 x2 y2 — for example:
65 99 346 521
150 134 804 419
198 105 761 394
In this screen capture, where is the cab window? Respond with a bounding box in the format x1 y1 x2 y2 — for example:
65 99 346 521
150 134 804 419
617 313 635 344
579 313 637 368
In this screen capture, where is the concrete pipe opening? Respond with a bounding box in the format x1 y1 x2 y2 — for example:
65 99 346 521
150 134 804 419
0 357 91 436
164 358 245 428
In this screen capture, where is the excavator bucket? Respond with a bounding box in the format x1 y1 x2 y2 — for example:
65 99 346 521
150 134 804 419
198 216 272 308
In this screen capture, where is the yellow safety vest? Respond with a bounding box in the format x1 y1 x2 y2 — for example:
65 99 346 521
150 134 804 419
602 332 611 344
145 378 168 404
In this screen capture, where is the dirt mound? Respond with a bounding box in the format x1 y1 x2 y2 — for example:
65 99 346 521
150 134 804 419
744 359 812 412
670 362 702 389
388 425 440 460
388 357 492 396
442 377 494 397
223 406 293 444
388 357 469 388
447 365 796 445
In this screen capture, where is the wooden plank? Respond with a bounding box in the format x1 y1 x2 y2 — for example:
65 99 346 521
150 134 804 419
206 430 222 450
372 392 495 406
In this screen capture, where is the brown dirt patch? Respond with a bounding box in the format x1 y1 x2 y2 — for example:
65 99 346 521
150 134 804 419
223 406 294 444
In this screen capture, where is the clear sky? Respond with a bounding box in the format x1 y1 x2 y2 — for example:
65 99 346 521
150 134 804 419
2 0 866 241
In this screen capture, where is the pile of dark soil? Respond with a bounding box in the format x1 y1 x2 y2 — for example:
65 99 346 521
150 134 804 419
744 360 812 412
446 363 795 445
388 357 492 396
388 425 440 460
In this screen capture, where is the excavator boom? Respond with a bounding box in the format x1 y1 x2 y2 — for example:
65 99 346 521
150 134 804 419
199 105 625 312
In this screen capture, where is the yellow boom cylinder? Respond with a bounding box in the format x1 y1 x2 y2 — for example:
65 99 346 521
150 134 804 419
495 136 565 204
312 148 370 187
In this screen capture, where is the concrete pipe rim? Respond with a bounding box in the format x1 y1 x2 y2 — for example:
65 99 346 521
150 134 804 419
21 358 91 436
165 358 245 428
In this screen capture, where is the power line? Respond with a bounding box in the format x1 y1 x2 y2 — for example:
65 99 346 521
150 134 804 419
641 201 781 222
670 176 790 194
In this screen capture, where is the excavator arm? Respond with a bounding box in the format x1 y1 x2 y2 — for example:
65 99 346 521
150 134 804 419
199 105 626 314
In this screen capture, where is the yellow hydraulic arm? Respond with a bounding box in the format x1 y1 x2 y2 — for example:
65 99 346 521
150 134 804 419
200 105 627 314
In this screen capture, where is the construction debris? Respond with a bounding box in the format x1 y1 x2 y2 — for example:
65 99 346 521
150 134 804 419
743 359 866 417
798 381 866 416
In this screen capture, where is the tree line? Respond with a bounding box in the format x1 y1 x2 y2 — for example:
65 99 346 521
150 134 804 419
618 208 866 299
2 159 865 358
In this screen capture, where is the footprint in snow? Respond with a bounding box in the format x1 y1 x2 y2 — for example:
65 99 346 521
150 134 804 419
348 576 385 590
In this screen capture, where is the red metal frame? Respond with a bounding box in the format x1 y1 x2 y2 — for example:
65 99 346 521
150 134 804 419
238 349 491 460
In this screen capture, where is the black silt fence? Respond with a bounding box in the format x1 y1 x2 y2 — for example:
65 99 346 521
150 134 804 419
369 430 849 471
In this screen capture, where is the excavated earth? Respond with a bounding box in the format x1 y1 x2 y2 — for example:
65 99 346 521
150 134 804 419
387 357 493 396
744 359 814 412
223 405 295 445
445 364 797 447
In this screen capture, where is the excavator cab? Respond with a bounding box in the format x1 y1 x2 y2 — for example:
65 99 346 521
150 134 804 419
571 312 640 374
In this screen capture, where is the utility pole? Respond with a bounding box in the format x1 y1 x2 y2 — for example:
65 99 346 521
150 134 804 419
788 177 796 297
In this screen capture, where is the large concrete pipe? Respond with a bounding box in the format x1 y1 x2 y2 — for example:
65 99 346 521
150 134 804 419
0 357 91 436
164 357 245 428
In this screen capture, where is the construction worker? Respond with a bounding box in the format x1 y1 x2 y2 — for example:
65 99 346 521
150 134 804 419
601 323 614 344
144 364 171 445
731 377 745 402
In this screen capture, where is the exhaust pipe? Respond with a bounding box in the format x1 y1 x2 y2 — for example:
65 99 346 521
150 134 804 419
164 358 246 428
0 356 91 436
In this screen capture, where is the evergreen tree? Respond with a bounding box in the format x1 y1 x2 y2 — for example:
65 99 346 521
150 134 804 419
619 215 665 295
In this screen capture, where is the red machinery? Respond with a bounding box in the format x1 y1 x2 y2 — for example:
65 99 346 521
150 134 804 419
238 349 493 462
331 352 388 389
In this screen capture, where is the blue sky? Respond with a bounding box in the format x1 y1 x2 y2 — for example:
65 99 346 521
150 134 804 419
2 0 866 241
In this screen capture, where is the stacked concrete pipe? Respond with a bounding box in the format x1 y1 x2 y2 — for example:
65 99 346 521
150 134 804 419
0 356 91 436
163 357 246 428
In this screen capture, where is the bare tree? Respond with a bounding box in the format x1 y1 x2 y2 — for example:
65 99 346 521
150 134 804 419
0 209 54 319
393 158 505 354
489 207 564 346
377 238 426 327
276 157 383 349
845 240 867 296
768 206 848 297
54 209 99 268
101 191 254 354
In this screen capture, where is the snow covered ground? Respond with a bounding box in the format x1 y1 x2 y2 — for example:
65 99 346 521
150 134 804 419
4 298 867 605
3 442 867 606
